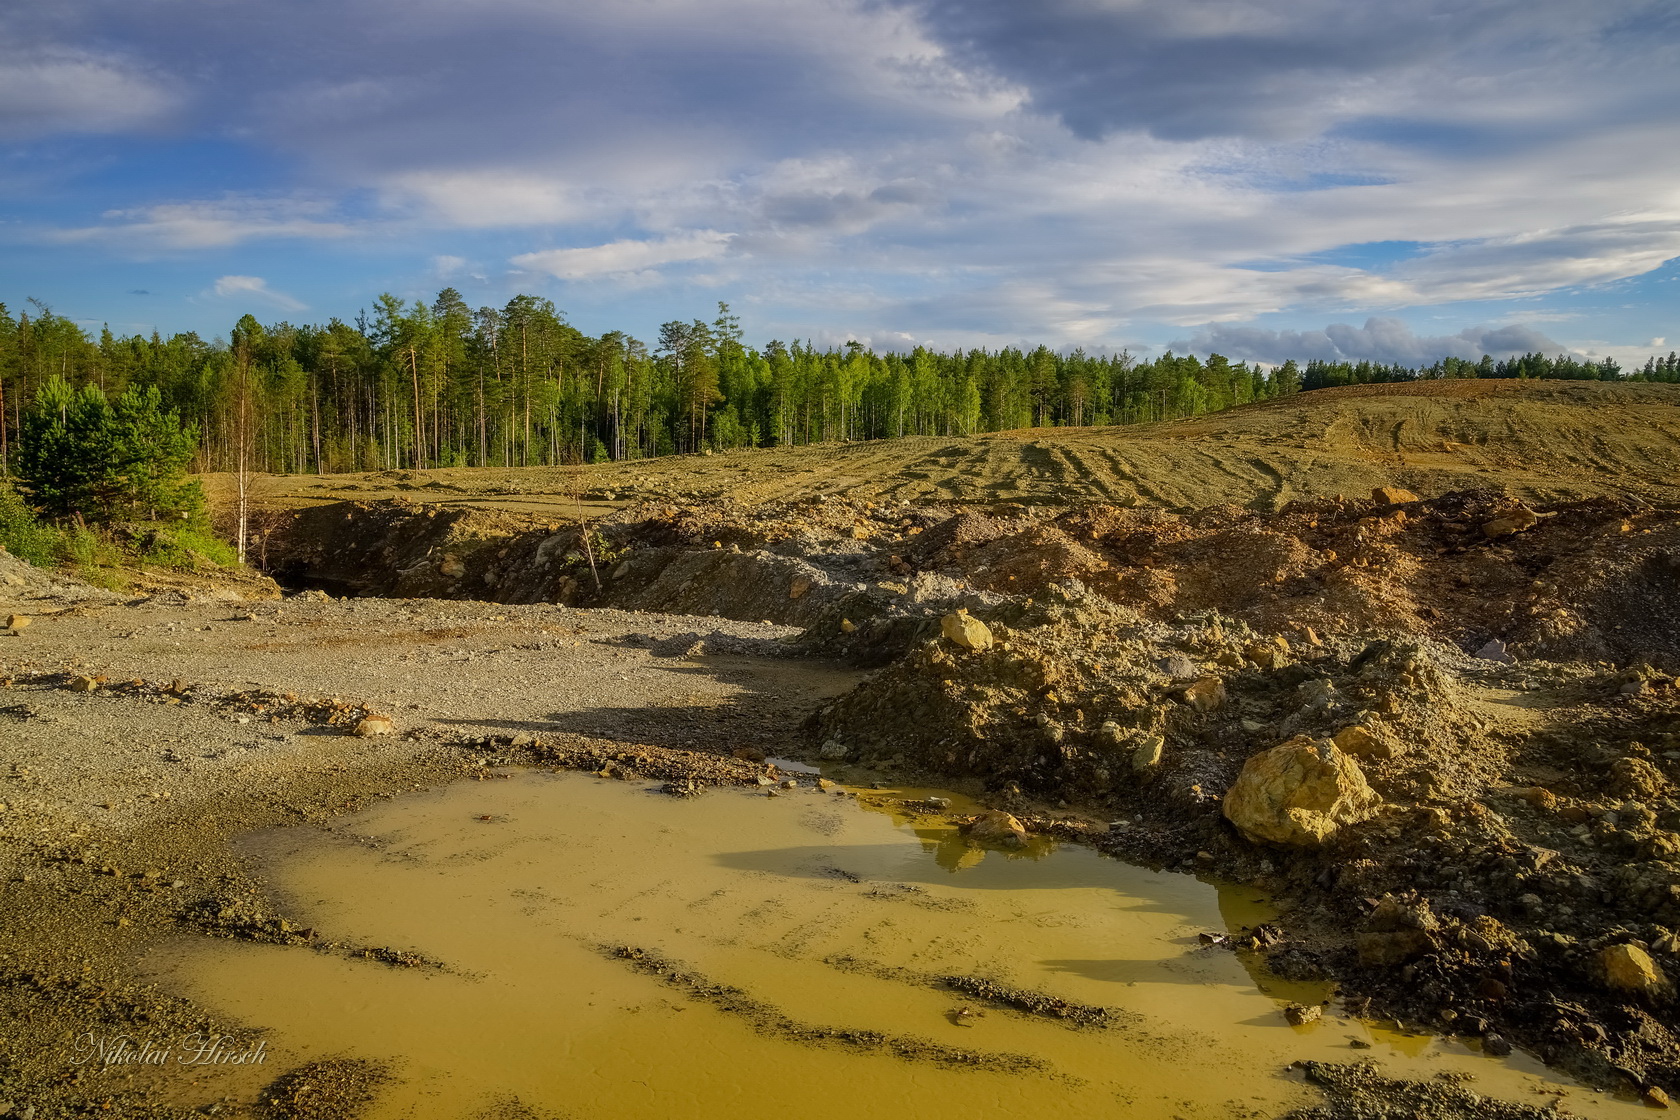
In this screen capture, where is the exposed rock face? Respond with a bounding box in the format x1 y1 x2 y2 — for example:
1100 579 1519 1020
941 610 994 652
965 809 1027 847
1601 943 1669 997
1222 736 1380 846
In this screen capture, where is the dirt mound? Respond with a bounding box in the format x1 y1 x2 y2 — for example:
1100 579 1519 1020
810 583 1489 811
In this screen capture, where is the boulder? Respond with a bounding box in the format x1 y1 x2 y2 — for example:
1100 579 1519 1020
1371 486 1420 506
1482 507 1540 538
352 714 396 737
1131 734 1165 774
1222 736 1380 846
1601 943 1669 997
1284 1003 1322 1026
941 610 994 652
966 809 1027 848
1182 676 1226 713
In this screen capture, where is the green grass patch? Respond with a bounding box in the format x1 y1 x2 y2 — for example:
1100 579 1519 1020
1 481 241 584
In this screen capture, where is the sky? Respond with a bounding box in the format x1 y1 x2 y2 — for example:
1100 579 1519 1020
2 0 1677 368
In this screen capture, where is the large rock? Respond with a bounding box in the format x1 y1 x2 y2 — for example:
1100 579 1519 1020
1182 676 1227 712
1601 944 1669 997
1482 507 1539 538
1222 736 1380 846
1371 486 1420 506
965 809 1027 848
941 610 994 652
352 714 396 737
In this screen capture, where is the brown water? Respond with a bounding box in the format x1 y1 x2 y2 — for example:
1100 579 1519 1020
149 771 1639 1118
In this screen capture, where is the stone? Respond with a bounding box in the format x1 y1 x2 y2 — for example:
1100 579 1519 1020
1372 486 1421 506
1601 943 1669 996
818 739 849 761
352 714 396 737
1222 736 1380 846
1333 724 1401 760
789 576 812 600
1482 507 1540 538
1644 1086 1671 1109
1356 896 1440 965
817 778 837 791
438 555 466 579
732 746 767 763
839 618 856 634
1513 786 1557 810
1284 1003 1322 1026
1163 653 1199 680
1246 643 1288 669
69 675 100 692
4 615 29 631
1182 676 1227 713
941 610 994 652
966 809 1027 848
1475 638 1514 663
926 796 952 809
1131 735 1165 774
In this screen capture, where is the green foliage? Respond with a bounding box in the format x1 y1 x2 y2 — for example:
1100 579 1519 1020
0 483 64 567
15 375 202 522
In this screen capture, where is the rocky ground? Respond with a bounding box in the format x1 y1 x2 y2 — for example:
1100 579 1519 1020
7 380 1680 1117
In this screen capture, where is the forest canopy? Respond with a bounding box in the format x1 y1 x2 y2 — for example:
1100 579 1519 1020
1 293 1675 478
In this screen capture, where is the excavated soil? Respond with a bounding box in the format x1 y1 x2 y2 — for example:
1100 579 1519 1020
8 381 1680 1116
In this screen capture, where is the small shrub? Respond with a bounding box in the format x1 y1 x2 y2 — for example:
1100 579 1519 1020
0 484 65 568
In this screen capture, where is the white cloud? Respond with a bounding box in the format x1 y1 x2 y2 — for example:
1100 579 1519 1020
387 171 587 228
50 198 350 250
511 232 734 281
209 275 307 313
0 46 176 139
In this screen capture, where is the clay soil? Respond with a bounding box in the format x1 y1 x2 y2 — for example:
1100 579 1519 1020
7 378 1680 1117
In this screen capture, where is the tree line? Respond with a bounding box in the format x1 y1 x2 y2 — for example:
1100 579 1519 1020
2 292 1676 477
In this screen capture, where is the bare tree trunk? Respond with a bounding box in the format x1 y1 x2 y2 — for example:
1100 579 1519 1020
409 345 425 469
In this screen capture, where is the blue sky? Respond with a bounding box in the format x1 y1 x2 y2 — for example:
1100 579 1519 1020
2 0 1677 367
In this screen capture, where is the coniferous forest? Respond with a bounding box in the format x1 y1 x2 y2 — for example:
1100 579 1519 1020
2 292 1677 477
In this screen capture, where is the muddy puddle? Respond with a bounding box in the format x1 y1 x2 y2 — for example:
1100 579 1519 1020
146 772 1640 1118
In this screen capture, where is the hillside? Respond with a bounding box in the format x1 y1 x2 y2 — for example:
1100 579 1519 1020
222 380 1680 519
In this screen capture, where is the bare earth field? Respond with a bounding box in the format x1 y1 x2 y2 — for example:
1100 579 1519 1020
212 380 1680 520
7 379 1680 1118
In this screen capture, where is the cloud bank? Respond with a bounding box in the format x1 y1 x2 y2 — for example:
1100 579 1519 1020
1172 318 1578 367
1 0 1676 348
